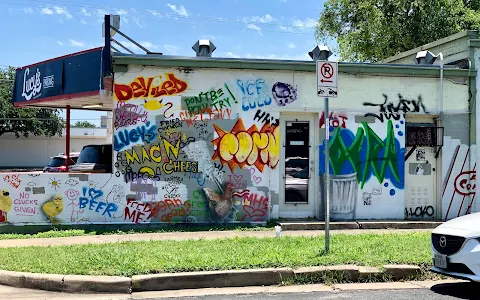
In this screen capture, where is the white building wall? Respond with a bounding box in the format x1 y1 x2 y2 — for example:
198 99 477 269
0 128 108 167
0 65 471 226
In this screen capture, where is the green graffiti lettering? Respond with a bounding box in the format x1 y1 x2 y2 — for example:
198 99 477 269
327 120 400 188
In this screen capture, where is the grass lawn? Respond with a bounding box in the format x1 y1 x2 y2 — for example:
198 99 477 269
0 224 273 240
0 232 432 277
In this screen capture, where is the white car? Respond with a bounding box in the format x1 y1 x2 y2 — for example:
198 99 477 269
431 212 480 281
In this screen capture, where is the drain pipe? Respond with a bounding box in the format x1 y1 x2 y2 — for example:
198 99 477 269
439 52 444 120
474 56 480 214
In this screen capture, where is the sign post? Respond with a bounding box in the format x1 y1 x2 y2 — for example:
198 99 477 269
316 60 338 253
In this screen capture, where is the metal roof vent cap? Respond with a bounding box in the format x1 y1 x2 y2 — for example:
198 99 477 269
415 50 438 65
309 45 333 61
192 39 216 57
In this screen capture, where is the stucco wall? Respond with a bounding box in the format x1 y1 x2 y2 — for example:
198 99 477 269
0 65 472 226
0 128 108 167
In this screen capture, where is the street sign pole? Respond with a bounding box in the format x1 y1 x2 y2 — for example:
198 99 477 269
316 60 337 254
324 96 330 253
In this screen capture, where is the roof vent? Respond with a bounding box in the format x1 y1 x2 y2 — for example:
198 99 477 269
415 50 438 65
192 39 216 57
309 45 333 61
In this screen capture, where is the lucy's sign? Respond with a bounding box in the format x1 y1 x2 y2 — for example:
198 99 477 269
12 59 63 103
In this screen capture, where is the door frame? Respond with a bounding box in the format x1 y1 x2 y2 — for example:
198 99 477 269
405 114 442 220
278 112 319 218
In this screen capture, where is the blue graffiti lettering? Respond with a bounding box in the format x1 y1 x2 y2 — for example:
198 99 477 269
114 121 158 151
236 79 272 111
79 187 118 217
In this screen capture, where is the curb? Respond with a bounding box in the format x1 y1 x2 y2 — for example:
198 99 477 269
0 270 131 294
279 221 442 231
0 264 423 294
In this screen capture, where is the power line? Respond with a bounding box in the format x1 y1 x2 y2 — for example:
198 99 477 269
0 0 317 36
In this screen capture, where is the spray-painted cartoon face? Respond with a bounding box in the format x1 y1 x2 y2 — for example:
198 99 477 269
52 195 63 204
65 189 79 201
271 82 298 106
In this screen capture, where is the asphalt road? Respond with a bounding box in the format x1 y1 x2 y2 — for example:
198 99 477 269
2 281 479 300
162 284 479 300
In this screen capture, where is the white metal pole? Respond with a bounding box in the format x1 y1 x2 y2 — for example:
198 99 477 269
324 96 330 253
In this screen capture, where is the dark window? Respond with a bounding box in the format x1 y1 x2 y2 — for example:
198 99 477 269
48 157 66 167
77 146 100 164
406 125 438 147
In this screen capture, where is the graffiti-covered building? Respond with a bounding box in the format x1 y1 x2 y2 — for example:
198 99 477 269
0 31 478 226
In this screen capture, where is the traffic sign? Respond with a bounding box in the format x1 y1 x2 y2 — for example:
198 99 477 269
316 61 338 98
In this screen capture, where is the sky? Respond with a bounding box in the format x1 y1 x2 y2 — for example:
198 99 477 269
0 0 331 126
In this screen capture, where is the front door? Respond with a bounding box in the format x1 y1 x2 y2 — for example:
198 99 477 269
279 113 316 218
404 122 438 219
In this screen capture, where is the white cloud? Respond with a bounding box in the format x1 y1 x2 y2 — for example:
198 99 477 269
288 43 296 49
80 8 91 16
244 14 275 23
132 17 144 28
166 4 189 17
69 39 85 47
96 8 109 16
148 9 163 17
23 7 33 14
116 9 128 15
53 6 72 19
57 41 64 46
163 44 179 55
41 7 53 15
247 23 261 31
279 18 317 33
80 19 88 24
119 41 160 53
292 18 317 28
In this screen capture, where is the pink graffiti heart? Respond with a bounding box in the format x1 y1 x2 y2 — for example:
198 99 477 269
233 175 243 183
247 168 255 175
252 175 262 184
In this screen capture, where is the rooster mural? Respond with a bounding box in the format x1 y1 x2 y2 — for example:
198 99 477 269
203 183 236 222
0 189 13 223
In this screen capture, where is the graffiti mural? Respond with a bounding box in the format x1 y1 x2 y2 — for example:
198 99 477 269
114 73 188 101
211 118 280 172
442 137 476 220
319 113 405 220
5 66 469 226
363 94 428 123
237 79 272 111
271 82 298 106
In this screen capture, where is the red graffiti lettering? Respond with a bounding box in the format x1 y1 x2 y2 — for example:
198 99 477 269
454 171 476 196
320 111 348 128
114 73 188 101
179 108 232 127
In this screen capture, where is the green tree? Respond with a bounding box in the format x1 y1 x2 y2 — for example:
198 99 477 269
315 0 480 62
72 121 96 128
0 66 64 138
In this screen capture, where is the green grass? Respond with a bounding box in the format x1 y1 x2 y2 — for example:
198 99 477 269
0 232 432 277
0 223 274 240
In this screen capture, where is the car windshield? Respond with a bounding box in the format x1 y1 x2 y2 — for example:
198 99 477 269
76 147 100 164
48 157 66 167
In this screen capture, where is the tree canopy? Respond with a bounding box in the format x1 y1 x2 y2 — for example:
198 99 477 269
72 121 96 128
0 67 64 138
315 0 480 62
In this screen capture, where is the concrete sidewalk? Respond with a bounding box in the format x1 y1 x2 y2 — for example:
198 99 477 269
0 228 432 248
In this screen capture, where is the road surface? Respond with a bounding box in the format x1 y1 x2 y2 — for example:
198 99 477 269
1 281 478 300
